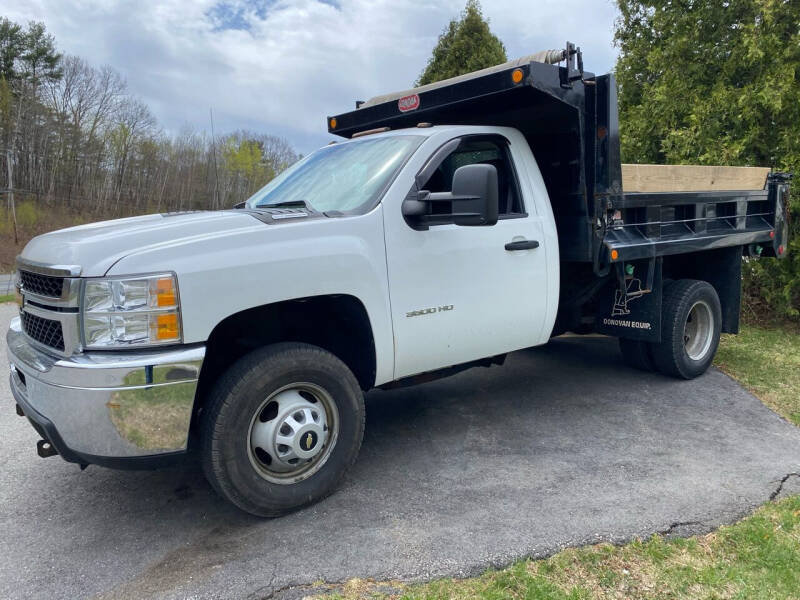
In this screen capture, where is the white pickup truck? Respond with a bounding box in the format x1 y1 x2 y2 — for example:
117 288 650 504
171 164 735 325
7 46 790 516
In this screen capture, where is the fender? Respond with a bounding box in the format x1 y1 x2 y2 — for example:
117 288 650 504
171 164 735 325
107 207 395 385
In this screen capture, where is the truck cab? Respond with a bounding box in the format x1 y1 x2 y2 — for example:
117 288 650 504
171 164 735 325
7 46 790 516
363 125 559 377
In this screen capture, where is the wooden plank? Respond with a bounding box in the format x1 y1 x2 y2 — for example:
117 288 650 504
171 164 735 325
622 164 770 193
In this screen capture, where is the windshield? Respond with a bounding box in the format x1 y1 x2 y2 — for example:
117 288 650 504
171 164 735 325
247 135 424 213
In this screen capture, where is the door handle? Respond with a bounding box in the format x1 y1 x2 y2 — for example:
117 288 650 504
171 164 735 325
505 239 540 251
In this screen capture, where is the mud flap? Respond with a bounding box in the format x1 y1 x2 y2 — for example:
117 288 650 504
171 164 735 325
595 258 662 342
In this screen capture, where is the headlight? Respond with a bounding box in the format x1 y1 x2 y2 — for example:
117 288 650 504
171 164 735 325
81 274 182 348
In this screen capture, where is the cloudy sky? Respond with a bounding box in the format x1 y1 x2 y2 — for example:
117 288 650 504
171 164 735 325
4 0 619 154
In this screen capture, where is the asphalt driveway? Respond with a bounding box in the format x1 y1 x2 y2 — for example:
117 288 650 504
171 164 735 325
1 302 799 600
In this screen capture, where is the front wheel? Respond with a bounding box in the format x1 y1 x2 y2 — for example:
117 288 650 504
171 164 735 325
201 343 365 517
652 280 722 379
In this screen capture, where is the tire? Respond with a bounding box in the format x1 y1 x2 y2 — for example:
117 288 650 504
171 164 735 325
619 338 657 371
651 279 722 379
201 342 365 517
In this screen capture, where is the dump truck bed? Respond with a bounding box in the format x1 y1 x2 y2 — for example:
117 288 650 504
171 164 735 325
609 164 787 263
327 44 790 273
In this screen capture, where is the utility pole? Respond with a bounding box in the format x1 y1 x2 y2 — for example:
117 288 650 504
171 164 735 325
210 108 220 210
6 148 17 244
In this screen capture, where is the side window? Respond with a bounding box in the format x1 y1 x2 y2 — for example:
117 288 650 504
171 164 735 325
421 136 524 217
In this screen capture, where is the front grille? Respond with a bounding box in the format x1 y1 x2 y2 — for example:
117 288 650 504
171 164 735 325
19 270 64 298
21 311 65 351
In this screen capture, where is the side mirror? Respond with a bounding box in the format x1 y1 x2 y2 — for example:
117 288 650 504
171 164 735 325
402 164 499 228
450 164 499 226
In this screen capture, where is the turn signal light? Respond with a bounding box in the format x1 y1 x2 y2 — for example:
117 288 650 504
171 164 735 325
511 68 524 84
155 313 180 340
611 249 619 261
154 277 177 307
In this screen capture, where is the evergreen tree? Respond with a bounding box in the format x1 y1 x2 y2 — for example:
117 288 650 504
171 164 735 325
0 18 24 82
615 0 800 319
20 22 62 87
416 0 507 86
0 19 61 87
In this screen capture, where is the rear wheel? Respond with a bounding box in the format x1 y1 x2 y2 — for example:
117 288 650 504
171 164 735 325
201 342 365 517
652 280 722 379
619 338 657 371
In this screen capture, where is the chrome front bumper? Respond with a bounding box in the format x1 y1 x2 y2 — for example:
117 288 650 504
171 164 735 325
7 316 205 462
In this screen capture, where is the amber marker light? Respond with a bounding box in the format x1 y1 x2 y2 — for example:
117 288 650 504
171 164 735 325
611 249 619 261
154 276 177 307
329 117 337 129
511 68 524 84
155 313 180 341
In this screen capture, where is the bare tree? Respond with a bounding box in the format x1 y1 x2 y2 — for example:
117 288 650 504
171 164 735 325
0 15 299 259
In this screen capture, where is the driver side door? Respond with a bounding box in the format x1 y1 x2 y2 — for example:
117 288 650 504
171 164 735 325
384 134 551 379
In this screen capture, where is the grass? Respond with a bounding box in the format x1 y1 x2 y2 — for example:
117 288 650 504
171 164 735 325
715 324 800 426
313 323 800 600
320 496 800 599
0 294 14 304
320 495 800 600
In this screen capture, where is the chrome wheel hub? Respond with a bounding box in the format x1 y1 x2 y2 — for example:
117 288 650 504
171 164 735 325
684 300 714 361
248 383 338 484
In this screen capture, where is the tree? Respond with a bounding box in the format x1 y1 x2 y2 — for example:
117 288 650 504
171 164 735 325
614 0 800 319
20 22 61 88
217 131 298 207
0 16 300 269
415 0 507 86
0 18 24 82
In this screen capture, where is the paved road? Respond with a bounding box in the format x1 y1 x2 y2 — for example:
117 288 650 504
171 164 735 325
1 302 799 600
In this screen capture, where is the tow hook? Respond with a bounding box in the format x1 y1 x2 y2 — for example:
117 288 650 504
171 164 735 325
36 439 58 458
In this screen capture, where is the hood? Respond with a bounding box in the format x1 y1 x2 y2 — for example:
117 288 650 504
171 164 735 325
19 211 265 276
